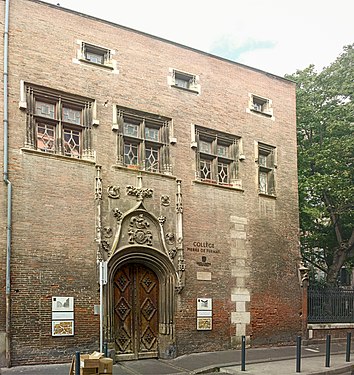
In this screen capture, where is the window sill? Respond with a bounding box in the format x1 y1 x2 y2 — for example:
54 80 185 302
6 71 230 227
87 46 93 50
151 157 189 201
250 108 273 117
21 147 96 164
112 164 176 179
193 179 244 192
258 192 276 199
171 85 199 94
79 58 114 70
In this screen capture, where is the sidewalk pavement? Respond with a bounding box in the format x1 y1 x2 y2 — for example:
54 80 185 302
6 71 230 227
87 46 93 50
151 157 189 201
1 341 353 375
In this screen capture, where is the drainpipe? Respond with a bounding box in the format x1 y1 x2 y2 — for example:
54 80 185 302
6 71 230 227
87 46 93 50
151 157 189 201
3 0 12 368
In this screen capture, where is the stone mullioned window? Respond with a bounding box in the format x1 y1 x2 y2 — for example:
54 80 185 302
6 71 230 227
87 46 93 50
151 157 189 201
20 82 96 160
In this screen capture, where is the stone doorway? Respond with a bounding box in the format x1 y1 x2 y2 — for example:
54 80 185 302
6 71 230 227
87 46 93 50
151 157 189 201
113 263 159 360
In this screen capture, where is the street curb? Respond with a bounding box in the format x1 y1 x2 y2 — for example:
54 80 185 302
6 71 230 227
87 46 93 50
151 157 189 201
309 364 354 375
191 353 353 375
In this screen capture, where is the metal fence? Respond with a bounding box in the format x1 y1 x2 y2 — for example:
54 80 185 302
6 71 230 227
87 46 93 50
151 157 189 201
308 287 354 323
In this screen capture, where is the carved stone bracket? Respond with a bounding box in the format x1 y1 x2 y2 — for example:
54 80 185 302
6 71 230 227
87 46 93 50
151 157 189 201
126 185 153 201
161 195 170 206
107 185 120 199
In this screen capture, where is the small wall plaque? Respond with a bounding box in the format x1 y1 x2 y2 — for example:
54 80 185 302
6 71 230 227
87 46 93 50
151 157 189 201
197 317 212 330
52 297 74 312
197 298 212 311
52 312 74 320
52 320 74 336
197 310 212 317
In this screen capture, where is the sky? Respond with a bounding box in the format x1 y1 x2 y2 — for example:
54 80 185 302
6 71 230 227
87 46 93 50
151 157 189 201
43 0 354 77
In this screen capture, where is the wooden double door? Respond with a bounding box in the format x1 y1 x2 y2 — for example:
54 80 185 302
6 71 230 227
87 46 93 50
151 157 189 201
113 263 159 359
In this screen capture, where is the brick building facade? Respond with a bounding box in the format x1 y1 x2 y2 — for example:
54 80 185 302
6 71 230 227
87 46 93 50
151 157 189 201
0 0 302 366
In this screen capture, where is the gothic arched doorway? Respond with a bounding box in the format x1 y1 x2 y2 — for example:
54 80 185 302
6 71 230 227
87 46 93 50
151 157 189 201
113 263 159 360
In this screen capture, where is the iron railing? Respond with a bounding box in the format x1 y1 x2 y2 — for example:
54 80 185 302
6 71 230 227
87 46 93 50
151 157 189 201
308 287 354 323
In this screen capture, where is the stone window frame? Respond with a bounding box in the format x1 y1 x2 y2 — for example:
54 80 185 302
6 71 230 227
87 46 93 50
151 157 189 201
192 124 242 188
112 106 172 175
247 93 274 119
19 81 97 161
168 68 200 94
73 40 118 73
256 142 277 196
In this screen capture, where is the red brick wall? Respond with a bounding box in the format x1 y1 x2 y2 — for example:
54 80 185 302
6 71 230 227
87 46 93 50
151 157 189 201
0 0 301 365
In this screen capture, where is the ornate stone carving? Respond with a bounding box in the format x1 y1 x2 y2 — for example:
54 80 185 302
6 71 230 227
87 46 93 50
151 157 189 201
175 280 184 294
126 185 153 200
168 247 177 259
95 165 102 200
113 208 123 222
128 214 153 246
101 240 110 253
103 226 113 238
158 216 166 225
165 233 175 245
161 195 170 206
178 257 186 272
107 185 120 199
176 180 183 214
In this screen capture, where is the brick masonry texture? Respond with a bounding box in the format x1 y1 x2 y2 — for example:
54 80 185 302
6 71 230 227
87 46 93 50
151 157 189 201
0 0 302 365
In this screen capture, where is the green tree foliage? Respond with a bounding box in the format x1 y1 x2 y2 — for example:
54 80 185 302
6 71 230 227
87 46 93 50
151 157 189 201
285 44 354 285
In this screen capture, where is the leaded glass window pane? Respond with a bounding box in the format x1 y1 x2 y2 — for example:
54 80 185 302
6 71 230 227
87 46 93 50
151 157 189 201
259 171 268 193
218 162 229 184
85 51 104 64
63 107 81 124
200 140 212 154
145 146 159 172
145 127 159 142
64 129 81 158
217 144 227 157
124 143 138 165
35 101 55 119
37 123 55 152
259 154 267 167
124 122 139 137
200 159 212 180
175 77 189 89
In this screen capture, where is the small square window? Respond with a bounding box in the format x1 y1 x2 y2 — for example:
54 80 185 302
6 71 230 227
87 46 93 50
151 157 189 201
170 69 200 93
83 43 110 64
249 94 273 118
80 42 112 68
175 74 190 89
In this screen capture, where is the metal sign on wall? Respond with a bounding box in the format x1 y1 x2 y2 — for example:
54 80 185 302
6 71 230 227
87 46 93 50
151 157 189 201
196 298 212 330
51 296 74 336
